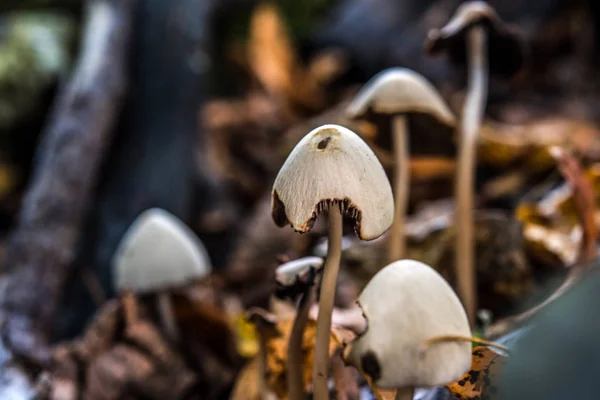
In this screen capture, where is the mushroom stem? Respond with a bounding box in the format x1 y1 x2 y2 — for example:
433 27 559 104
287 284 315 400
156 292 180 344
258 330 269 400
313 205 343 400
395 386 414 400
388 115 409 262
455 24 487 325
422 334 509 353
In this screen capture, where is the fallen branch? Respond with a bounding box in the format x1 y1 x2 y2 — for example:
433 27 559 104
486 147 597 339
0 0 135 364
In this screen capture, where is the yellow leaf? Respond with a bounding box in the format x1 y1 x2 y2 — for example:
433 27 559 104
264 318 345 399
446 346 508 399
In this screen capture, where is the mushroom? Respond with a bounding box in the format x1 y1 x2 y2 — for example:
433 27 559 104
275 256 325 400
425 1 525 324
272 124 394 399
344 259 472 400
113 208 212 344
346 67 456 262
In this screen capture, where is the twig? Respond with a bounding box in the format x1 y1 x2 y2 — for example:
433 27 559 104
0 0 135 361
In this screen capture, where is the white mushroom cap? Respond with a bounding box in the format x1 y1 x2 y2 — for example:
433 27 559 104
113 208 212 293
275 256 324 286
345 68 456 126
271 124 394 240
345 259 471 389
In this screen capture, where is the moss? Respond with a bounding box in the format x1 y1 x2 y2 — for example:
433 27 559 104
0 12 76 130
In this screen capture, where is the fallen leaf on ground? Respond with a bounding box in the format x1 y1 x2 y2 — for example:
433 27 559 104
446 346 508 399
479 118 600 169
232 311 351 400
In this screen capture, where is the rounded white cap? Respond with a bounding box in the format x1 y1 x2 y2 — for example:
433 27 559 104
113 208 212 293
275 256 324 286
346 68 455 126
345 259 471 389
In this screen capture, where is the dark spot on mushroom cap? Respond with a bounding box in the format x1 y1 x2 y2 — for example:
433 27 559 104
271 190 290 227
361 350 381 382
317 136 332 150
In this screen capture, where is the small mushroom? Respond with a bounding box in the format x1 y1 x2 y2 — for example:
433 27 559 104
272 124 394 399
346 67 456 262
113 208 212 344
345 259 472 400
425 1 525 324
275 256 324 400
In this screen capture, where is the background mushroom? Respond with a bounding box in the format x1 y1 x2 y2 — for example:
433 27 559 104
112 207 212 344
425 1 525 325
345 259 471 400
346 67 456 262
274 256 324 400
271 124 394 399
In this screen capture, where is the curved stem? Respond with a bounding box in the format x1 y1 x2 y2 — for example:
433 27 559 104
395 386 414 400
456 25 487 326
287 286 315 400
422 334 509 353
157 292 179 344
388 115 409 262
312 206 343 400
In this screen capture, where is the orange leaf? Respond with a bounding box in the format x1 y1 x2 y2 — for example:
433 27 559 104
446 346 508 399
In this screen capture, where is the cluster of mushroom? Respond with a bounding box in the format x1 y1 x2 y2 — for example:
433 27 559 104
108 2 524 399
269 1 524 399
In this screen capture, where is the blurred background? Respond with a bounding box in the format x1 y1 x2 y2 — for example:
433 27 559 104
0 0 600 399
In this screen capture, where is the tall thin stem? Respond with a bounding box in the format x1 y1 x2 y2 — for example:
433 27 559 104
456 25 487 325
157 293 179 343
395 386 414 400
287 285 315 400
312 206 343 400
388 115 409 262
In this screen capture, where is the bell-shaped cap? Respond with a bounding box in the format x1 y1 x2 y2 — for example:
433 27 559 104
271 124 394 240
113 208 212 293
346 68 455 127
425 1 525 77
275 256 324 300
275 256 324 287
345 260 471 389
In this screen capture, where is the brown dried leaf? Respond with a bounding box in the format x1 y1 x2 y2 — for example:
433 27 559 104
409 157 455 182
517 149 598 268
226 194 311 306
446 346 508 399
331 350 360 400
264 317 347 399
248 2 297 101
479 118 600 169
230 357 279 400
362 374 396 400
50 347 78 400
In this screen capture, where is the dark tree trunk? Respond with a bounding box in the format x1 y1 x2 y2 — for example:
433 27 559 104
53 0 233 341
0 0 135 394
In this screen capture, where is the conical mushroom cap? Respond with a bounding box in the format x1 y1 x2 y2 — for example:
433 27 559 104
271 124 394 240
425 1 524 77
113 208 212 293
345 260 471 389
346 68 455 127
275 256 324 286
